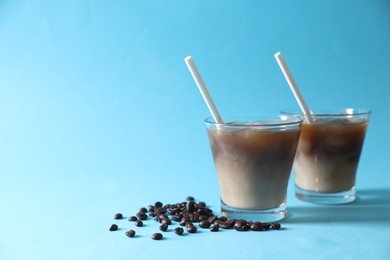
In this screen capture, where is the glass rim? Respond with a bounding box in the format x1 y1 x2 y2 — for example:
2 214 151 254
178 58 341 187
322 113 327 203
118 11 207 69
281 108 371 117
204 115 303 127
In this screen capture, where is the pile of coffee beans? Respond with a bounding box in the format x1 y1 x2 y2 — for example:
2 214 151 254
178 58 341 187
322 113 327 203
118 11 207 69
109 196 282 240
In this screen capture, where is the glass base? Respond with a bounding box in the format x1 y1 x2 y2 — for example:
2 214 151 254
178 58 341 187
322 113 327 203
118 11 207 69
221 200 286 222
295 185 356 204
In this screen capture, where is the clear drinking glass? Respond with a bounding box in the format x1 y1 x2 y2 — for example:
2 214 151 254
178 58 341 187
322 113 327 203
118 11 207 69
205 115 302 222
283 108 371 204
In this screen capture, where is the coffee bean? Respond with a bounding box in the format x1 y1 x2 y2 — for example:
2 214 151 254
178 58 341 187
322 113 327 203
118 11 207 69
114 213 123 219
155 201 163 208
219 216 228 222
128 216 137 221
210 225 219 232
208 216 217 223
125 230 136 237
250 222 263 231
185 222 194 228
262 223 271 230
241 225 250 231
139 207 147 213
226 220 236 228
161 218 171 225
186 196 195 201
135 220 143 227
180 219 189 226
159 223 168 232
199 215 208 221
148 205 155 212
158 214 168 219
234 222 244 231
109 224 118 231
198 201 206 208
219 222 232 229
236 219 247 226
199 220 211 228
137 213 148 220
151 233 163 240
187 201 196 212
271 223 281 230
171 215 182 222
187 225 197 233
213 220 222 226
234 221 250 231
175 227 184 235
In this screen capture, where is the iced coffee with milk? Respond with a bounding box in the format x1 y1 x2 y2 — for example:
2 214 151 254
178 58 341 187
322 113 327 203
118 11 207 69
286 109 370 204
205 116 302 222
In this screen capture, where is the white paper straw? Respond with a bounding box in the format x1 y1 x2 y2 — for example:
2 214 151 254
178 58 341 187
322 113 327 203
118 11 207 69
274 52 313 123
184 56 224 125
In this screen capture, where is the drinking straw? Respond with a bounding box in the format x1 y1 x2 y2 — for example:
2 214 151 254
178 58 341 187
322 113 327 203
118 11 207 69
184 56 224 125
274 52 313 123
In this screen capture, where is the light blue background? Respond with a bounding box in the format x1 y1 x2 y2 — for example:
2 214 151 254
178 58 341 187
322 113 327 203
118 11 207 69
0 1 389 259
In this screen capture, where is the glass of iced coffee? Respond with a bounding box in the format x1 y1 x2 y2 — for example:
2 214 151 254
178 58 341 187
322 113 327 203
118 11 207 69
205 115 302 222
284 108 370 204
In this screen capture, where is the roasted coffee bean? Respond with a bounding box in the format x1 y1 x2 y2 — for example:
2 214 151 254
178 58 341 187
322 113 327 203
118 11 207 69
149 212 157 217
226 220 236 228
236 219 247 226
171 215 182 222
250 222 263 231
185 222 194 228
198 208 212 216
187 225 197 233
199 215 208 221
148 205 155 212
114 213 123 219
218 216 228 222
158 214 168 219
210 225 219 232
186 196 195 201
219 222 232 229
135 220 143 227
208 216 217 223
234 222 244 230
161 218 171 225
241 225 250 231
262 223 271 230
180 219 189 226
128 216 137 221
213 220 222 226
151 233 163 240
159 223 168 232
155 201 163 208
271 223 281 230
187 201 196 212
109 224 118 231
199 220 211 228
175 227 184 235
125 230 136 237
139 207 147 213
190 213 199 222
234 221 250 231
137 213 148 220
198 201 206 208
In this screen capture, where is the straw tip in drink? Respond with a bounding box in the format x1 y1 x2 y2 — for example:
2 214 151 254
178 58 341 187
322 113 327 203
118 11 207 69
184 56 192 62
